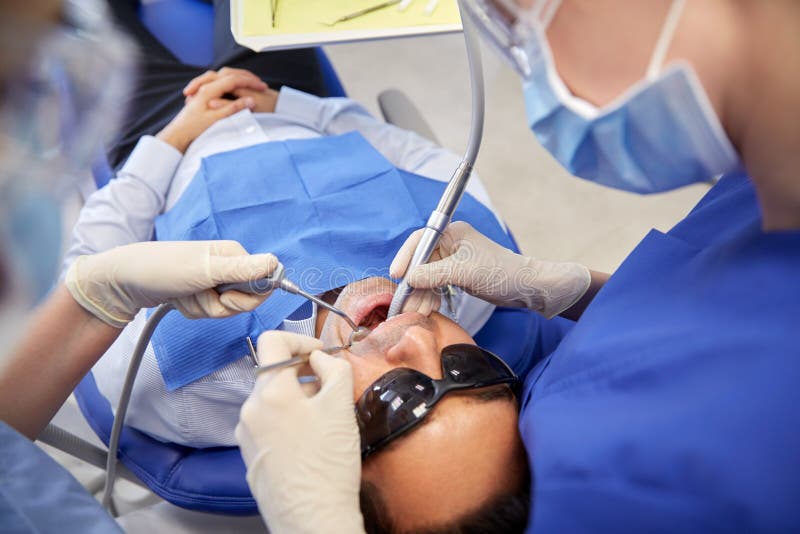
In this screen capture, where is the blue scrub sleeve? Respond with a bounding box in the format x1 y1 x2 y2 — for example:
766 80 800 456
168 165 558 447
0 422 123 533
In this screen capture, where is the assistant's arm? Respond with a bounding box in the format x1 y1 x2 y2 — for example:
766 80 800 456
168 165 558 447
0 287 121 439
6 139 180 438
1 240 278 439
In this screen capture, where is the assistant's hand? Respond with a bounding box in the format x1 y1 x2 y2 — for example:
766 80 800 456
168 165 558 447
236 332 365 534
65 241 279 327
157 71 266 152
391 221 591 319
183 67 279 114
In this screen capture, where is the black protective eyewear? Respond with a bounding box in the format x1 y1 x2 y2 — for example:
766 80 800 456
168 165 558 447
356 344 520 458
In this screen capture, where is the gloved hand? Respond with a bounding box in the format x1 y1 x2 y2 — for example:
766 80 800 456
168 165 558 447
390 221 591 319
235 331 364 534
400 286 442 317
65 240 279 327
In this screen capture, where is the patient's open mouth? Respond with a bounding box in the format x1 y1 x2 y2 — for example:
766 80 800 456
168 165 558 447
337 281 434 353
351 292 394 331
359 303 389 329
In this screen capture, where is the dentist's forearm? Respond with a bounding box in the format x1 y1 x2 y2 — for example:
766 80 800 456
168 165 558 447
560 270 610 321
0 285 121 439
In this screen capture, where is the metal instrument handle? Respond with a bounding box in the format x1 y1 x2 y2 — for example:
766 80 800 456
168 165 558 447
387 3 484 317
216 264 285 295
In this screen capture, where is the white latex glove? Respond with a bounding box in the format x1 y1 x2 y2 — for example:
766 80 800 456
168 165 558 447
65 240 279 327
390 221 591 319
401 286 441 317
235 331 365 534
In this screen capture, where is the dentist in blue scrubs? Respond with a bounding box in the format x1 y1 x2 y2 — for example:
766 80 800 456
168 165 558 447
244 0 800 532
396 0 800 530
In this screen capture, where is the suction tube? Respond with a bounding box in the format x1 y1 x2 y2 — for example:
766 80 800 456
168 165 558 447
102 303 173 514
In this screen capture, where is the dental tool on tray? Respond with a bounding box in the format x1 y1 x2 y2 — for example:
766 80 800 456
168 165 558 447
326 0 402 25
387 0 485 318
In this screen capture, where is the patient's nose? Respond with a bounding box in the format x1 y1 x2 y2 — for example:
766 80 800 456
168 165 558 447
385 325 443 379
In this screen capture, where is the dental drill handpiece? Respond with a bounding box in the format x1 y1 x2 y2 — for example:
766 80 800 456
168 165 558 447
216 265 370 347
385 159 474 319
387 2 485 318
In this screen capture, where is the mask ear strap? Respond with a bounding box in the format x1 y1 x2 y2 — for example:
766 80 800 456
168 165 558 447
645 0 686 80
535 0 562 30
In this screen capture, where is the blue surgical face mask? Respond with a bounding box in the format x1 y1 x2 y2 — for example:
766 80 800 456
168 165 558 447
464 0 741 194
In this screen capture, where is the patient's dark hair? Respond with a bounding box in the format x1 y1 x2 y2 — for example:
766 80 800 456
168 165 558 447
359 468 531 534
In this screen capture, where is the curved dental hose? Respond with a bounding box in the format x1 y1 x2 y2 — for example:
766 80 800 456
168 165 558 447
387 1 485 317
102 302 173 514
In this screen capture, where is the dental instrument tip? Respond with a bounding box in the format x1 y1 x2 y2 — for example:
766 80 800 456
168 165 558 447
350 326 371 344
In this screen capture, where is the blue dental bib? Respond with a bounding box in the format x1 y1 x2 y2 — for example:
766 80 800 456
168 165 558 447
151 132 511 390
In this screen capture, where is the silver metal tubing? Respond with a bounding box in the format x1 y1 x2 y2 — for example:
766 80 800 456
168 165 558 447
388 1 485 317
217 266 362 334
215 264 286 295
388 225 446 317
39 424 146 489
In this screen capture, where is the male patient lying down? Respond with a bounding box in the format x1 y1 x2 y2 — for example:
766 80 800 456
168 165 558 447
65 69 530 532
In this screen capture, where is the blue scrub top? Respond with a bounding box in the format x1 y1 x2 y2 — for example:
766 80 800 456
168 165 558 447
518 173 800 532
0 422 122 533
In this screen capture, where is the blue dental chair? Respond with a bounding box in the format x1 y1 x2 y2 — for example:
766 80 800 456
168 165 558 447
65 0 546 515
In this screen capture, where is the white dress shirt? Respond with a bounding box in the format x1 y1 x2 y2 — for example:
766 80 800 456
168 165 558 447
66 87 503 447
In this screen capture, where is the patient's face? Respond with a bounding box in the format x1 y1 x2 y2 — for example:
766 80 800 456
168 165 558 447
316 277 526 531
